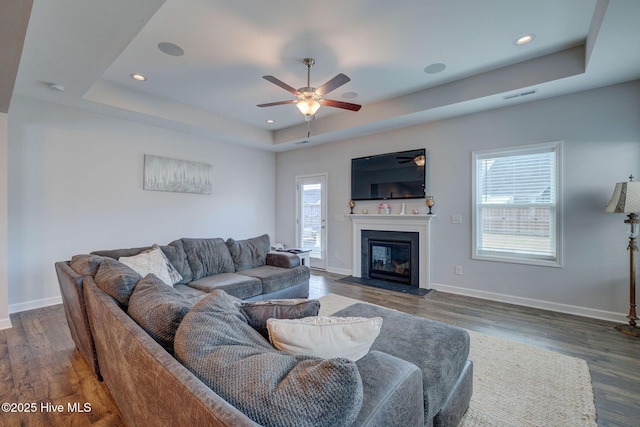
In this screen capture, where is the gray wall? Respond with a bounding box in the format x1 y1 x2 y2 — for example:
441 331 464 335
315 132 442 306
275 80 640 321
0 112 8 328
7 97 276 313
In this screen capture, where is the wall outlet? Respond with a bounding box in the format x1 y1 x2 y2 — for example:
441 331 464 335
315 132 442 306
334 251 340 259
451 215 462 224
455 265 463 275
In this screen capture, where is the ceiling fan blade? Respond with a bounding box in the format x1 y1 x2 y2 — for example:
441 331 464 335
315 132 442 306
263 75 301 95
322 99 362 111
257 100 296 107
316 73 351 96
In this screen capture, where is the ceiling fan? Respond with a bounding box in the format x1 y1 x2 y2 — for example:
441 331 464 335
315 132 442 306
257 58 361 120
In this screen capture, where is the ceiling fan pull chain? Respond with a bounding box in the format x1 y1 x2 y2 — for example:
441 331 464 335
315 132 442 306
307 121 311 138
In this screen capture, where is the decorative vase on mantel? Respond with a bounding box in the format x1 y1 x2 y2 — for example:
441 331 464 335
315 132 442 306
379 202 391 214
426 196 434 215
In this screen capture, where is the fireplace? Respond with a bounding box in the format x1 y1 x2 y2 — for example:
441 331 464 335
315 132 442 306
361 230 419 287
349 214 434 289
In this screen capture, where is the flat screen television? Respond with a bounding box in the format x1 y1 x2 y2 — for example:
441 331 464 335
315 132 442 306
351 148 427 201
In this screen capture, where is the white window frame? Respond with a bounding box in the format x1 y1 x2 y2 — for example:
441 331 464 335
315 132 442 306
472 141 563 267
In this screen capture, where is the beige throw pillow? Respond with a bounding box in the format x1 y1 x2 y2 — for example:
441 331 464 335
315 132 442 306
267 316 383 361
119 247 173 286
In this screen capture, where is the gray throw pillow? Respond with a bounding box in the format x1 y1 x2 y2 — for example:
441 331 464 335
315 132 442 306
237 299 321 338
182 238 235 280
225 234 270 271
128 274 193 354
94 258 142 305
174 290 363 427
160 239 193 285
70 254 107 277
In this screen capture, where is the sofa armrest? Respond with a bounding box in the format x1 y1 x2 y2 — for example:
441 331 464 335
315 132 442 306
55 261 101 379
353 350 424 427
83 277 260 427
265 251 300 268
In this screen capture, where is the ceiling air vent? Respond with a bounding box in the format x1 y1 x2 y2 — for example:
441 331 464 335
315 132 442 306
294 140 310 145
503 89 538 100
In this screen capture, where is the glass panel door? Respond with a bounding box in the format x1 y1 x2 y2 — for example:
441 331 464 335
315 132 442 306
295 174 327 269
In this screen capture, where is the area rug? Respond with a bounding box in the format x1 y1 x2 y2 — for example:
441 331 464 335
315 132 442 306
318 293 597 427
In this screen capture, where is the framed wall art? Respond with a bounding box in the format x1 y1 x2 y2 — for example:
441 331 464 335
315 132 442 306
143 154 212 195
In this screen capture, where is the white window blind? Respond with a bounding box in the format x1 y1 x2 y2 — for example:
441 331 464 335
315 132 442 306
473 142 562 266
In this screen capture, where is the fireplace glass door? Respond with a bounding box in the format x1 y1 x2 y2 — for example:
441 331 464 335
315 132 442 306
369 240 411 284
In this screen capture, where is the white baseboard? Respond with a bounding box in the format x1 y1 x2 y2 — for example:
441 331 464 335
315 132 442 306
8 295 62 315
325 266 352 276
0 317 12 330
431 282 627 324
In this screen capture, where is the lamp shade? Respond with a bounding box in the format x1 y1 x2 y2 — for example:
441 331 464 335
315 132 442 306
605 180 640 213
296 98 321 116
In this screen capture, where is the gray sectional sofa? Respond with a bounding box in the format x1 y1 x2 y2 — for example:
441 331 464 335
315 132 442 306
55 234 310 379
55 234 473 426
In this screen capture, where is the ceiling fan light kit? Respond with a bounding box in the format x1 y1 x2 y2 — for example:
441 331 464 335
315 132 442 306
258 57 361 122
295 94 321 117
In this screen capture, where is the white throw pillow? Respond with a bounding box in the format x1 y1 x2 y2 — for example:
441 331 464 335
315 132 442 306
119 247 173 286
267 316 383 361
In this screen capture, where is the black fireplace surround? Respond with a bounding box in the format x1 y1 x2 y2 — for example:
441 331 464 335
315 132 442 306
361 230 419 287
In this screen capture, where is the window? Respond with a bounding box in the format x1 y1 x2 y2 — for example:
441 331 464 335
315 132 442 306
472 141 562 267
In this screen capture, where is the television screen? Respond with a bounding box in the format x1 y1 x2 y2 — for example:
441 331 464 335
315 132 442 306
351 149 427 201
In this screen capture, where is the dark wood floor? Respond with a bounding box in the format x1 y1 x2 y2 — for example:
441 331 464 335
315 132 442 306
1 271 638 426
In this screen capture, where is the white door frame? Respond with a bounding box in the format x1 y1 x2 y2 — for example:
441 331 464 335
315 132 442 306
295 173 328 270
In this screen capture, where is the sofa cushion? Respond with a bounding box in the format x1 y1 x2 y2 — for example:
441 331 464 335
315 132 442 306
266 251 300 268
237 298 320 338
70 254 107 277
238 265 310 294
119 246 173 286
150 244 183 285
188 272 262 299
160 239 193 285
91 246 151 259
174 290 363 427
334 302 470 422
174 284 208 302
127 274 193 354
225 234 270 271
267 316 383 361
93 258 142 305
182 238 235 280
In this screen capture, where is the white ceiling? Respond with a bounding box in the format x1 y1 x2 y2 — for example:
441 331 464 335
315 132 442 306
8 0 640 151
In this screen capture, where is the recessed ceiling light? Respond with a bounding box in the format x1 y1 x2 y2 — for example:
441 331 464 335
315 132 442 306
342 92 358 99
266 119 275 124
424 63 446 74
130 73 147 81
515 34 535 45
158 42 184 57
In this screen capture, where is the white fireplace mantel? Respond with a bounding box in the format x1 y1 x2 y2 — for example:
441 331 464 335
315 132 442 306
348 214 436 289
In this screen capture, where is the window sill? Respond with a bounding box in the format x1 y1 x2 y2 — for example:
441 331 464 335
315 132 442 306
472 253 562 268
